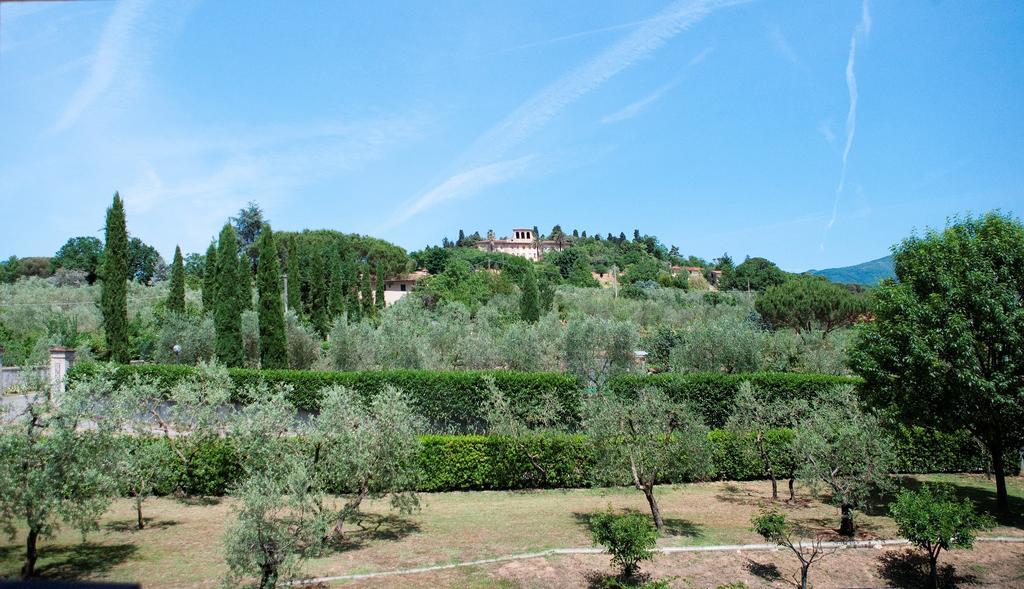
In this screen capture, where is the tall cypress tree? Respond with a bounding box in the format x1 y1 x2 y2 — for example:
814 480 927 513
202 240 217 312
519 268 540 323
344 257 360 323
374 262 386 312
237 253 252 311
284 244 302 316
214 224 244 367
100 192 130 362
308 252 330 336
328 247 345 320
359 264 374 318
255 224 287 369
167 245 186 313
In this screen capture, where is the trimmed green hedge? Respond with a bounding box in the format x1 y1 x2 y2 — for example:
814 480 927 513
68 363 581 432
137 427 1005 496
606 372 862 428
70 363 869 432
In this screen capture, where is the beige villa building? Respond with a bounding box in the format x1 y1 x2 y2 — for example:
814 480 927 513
378 269 429 306
474 228 562 261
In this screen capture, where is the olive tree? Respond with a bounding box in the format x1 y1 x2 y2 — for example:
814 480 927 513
585 388 710 531
751 509 833 589
483 377 572 486
0 374 118 578
224 387 329 589
726 381 801 501
564 316 635 389
223 463 328 589
794 385 894 536
307 385 423 539
889 485 995 589
114 363 232 495
850 212 1024 514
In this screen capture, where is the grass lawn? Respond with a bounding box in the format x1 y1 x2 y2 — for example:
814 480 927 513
0 474 1021 588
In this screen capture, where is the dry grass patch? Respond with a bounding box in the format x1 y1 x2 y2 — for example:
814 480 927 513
0 475 1020 588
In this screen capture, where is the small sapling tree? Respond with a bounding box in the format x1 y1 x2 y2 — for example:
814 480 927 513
794 385 894 536
751 509 832 589
590 509 658 580
889 485 995 588
113 436 175 530
307 385 423 539
585 388 711 531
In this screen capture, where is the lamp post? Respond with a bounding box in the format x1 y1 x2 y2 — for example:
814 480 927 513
172 344 182 364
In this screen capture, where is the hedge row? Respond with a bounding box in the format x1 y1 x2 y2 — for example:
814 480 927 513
606 372 862 428
68 363 581 432
140 427 1006 497
69 363 868 431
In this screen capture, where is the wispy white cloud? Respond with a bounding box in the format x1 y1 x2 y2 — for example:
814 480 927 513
470 0 745 163
50 0 191 134
766 24 800 65
817 119 836 144
117 116 425 248
394 0 748 225
388 155 537 227
601 46 713 124
825 0 871 238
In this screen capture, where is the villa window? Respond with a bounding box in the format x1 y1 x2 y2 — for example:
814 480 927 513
400 284 407 291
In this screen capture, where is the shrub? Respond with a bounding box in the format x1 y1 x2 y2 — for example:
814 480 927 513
889 485 995 588
589 509 658 579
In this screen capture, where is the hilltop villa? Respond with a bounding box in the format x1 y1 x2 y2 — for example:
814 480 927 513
475 228 562 261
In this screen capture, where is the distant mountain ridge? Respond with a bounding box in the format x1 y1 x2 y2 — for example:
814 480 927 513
808 255 895 286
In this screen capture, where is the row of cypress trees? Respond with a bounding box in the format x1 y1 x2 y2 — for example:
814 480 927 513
98 192 387 368
285 242 386 337
206 223 288 368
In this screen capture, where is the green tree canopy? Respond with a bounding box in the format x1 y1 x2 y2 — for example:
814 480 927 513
730 256 787 291
755 274 866 339
51 236 103 284
850 211 1024 514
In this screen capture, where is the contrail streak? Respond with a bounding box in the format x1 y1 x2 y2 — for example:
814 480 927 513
827 0 871 233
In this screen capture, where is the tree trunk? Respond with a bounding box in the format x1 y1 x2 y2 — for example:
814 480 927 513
800 563 810 589
788 477 796 503
839 504 855 537
21 527 38 579
643 486 664 531
769 474 778 501
136 499 145 530
259 564 277 589
928 551 939 589
991 439 1009 514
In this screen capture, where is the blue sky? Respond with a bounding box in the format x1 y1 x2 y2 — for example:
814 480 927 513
1 0 1021 271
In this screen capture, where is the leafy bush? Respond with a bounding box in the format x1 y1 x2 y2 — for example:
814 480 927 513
889 484 995 588
589 509 658 578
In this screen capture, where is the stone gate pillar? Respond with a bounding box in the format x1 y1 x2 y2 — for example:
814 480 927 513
49 347 76 394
